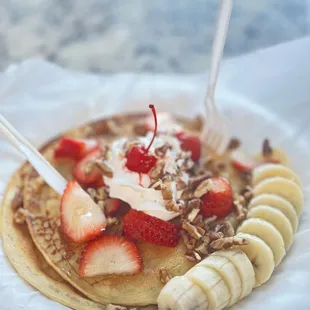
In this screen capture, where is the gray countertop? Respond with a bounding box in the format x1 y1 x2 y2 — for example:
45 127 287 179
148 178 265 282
1 0 309 73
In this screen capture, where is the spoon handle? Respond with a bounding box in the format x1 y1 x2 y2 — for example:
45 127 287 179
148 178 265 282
0 114 67 195
206 0 233 100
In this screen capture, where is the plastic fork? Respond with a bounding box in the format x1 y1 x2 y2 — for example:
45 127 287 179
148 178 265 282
202 0 233 155
0 113 67 195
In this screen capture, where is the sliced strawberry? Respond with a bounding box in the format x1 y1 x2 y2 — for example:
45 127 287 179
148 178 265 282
73 147 105 188
231 149 259 172
200 177 233 218
54 137 98 160
176 132 201 161
123 209 180 247
105 198 121 216
60 181 106 243
79 235 142 277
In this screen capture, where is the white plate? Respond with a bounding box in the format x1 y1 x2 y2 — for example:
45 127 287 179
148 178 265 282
1 38 310 309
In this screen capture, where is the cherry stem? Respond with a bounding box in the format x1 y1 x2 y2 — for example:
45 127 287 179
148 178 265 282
145 104 157 153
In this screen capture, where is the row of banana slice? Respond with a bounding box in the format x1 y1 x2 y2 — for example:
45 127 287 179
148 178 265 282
158 163 303 310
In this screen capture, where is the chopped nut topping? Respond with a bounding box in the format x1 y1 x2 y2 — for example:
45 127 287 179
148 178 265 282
241 170 252 183
107 217 119 226
234 202 247 221
210 236 248 250
262 138 273 157
241 185 253 201
161 184 173 200
189 173 213 189
148 179 163 190
195 241 209 255
95 158 113 178
149 160 165 179
208 231 224 241
176 177 187 191
193 214 204 228
187 208 200 223
213 220 235 237
185 251 202 262
159 267 172 284
227 138 241 150
97 200 105 211
177 157 194 171
87 188 97 200
180 188 194 200
14 208 29 224
182 220 203 240
180 231 196 250
194 179 213 198
185 253 197 262
155 143 172 157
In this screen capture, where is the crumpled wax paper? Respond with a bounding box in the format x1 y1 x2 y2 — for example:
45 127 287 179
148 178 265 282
0 36 310 310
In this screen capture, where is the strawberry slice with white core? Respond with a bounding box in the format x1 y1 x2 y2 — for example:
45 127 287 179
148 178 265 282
54 137 98 160
79 235 142 277
61 181 106 243
73 147 105 187
231 149 259 172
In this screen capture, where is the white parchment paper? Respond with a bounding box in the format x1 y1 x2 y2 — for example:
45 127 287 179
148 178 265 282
0 37 310 310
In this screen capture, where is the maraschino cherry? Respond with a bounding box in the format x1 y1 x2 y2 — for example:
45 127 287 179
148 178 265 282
125 105 158 174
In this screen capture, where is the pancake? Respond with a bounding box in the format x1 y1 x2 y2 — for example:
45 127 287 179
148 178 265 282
2 113 244 308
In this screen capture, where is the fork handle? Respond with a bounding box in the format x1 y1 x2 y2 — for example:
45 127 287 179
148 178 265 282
206 0 233 100
0 114 67 195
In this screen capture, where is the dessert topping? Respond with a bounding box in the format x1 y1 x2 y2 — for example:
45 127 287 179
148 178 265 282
73 147 105 188
79 235 142 277
123 209 180 247
200 177 234 218
125 105 158 174
176 132 201 161
60 181 106 243
54 137 98 160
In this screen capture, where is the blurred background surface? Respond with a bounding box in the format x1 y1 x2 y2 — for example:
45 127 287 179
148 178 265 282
1 0 309 73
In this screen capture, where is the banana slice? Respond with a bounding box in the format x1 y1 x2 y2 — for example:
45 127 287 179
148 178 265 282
214 250 255 299
253 177 304 215
252 164 302 187
185 267 230 310
237 218 285 266
247 205 293 250
198 255 241 306
235 233 275 287
249 194 299 232
157 276 209 310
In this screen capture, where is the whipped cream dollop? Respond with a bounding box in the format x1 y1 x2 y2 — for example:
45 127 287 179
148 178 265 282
104 133 188 221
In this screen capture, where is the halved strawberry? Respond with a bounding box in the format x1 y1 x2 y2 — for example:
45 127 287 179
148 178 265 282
176 132 201 161
200 177 233 218
60 181 106 243
105 198 121 216
54 137 98 160
79 235 142 277
73 147 105 188
123 209 180 247
231 149 259 172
